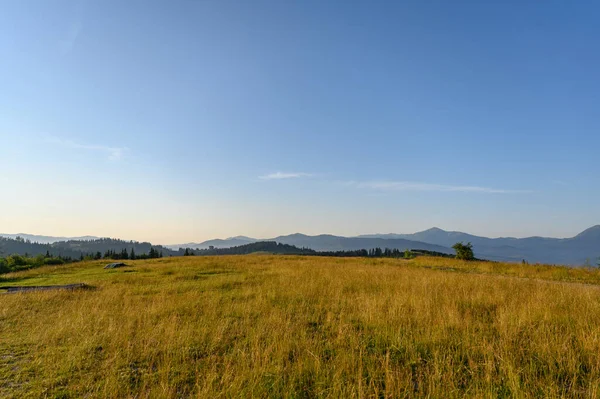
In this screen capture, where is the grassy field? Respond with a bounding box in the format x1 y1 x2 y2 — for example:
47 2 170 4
2 256 600 398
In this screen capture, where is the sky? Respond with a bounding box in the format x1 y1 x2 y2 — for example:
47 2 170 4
1 1 599 244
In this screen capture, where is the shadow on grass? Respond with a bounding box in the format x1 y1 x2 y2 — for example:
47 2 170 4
0 275 30 285
198 270 238 276
1 283 96 294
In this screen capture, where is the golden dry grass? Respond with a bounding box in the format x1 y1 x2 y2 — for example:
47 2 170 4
2 255 600 398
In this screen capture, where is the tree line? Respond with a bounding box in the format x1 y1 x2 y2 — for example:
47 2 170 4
1 237 481 276
0 246 164 274
100 247 163 260
0 236 176 261
180 241 459 259
0 252 74 274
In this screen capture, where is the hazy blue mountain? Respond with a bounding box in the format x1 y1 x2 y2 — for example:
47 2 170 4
168 236 257 250
571 225 600 242
181 226 600 265
363 226 600 265
171 233 452 254
0 233 99 244
227 236 257 241
359 228 484 247
271 233 452 253
6 225 600 265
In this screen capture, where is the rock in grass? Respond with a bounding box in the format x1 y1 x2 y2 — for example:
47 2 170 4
104 262 126 269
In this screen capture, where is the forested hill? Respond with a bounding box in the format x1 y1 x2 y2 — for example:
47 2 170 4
191 241 317 256
0 236 178 259
0 237 455 261
187 241 455 259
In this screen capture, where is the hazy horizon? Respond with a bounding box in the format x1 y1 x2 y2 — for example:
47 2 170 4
2 224 598 246
2 1 598 243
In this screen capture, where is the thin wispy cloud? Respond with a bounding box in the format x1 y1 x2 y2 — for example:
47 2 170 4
47 137 128 161
59 19 82 54
58 0 85 55
260 172 313 180
344 180 530 194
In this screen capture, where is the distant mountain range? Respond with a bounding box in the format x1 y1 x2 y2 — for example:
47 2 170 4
0 233 99 244
362 226 600 265
3 226 600 265
166 234 450 254
167 226 600 265
0 236 179 259
176 236 259 250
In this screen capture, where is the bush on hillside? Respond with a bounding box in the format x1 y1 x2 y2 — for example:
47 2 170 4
452 242 475 261
0 258 9 274
43 257 65 266
6 255 27 268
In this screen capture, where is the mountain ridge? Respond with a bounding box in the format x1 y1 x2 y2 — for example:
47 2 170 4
3 226 599 265
0 233 101 244
168 226 600 265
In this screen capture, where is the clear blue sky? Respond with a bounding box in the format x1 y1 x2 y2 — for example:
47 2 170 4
1 1 598 243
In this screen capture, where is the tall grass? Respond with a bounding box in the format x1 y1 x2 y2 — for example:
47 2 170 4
1 256 600 398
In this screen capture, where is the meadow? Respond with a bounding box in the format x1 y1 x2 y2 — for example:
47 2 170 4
2 255 600 398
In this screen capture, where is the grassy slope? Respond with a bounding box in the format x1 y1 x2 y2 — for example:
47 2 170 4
1 256 600 398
